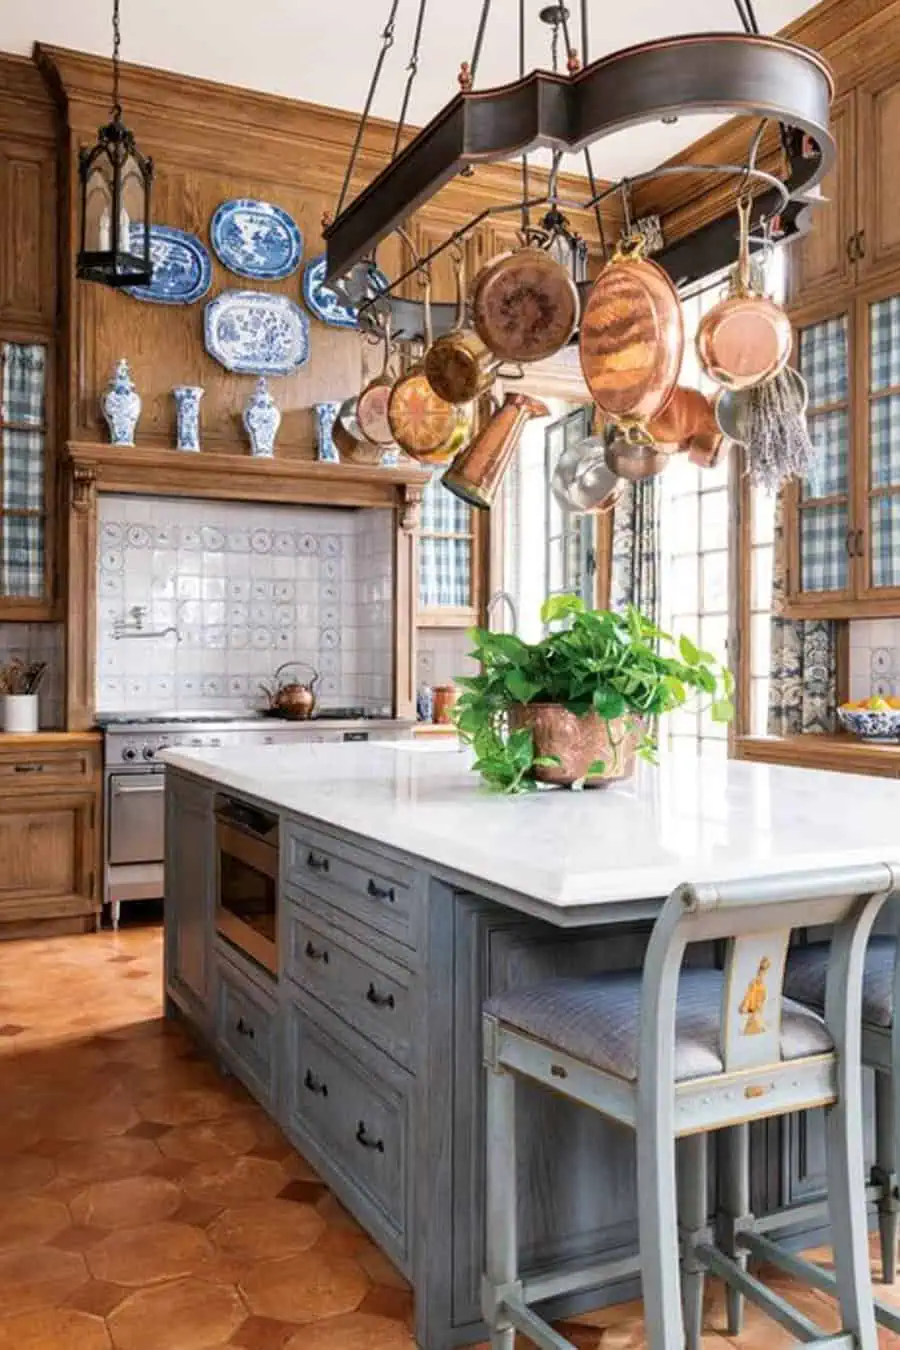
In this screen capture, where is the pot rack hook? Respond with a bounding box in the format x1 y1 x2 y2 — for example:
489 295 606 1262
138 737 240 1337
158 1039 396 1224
620 179 633 237
737 118 769 197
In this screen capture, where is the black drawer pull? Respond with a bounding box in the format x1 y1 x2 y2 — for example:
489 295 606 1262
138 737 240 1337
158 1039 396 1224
304 1069 328 1097
355 1120 384 1152
366 878 395 904
304 940 329 964
14 763 44 773
366 982 395 1010
235 1016 256 1041
306 850 330 874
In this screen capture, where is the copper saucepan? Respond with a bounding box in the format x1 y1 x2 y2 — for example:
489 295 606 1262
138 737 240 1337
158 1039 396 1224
645 386 718 449
696 195 792 391
471 233 580 365
423 248 521 406
356 322 397 447
387 273 471 464
579 236 685 426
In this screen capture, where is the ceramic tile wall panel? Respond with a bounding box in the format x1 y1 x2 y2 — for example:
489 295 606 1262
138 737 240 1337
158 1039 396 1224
416 628 477 691
848 618 900 702
349 510 394 713
0 622 64 728
95 495 393 714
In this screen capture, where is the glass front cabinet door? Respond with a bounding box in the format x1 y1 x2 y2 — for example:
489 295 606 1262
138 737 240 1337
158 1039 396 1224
0 341 52 614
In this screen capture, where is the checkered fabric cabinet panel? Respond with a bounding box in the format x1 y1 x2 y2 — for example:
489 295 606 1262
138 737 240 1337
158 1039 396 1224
0 343 46 425
0 342 47 599
870 396 900 490
799 314 848 408
870 497 900 589
870 295 900 392
419 537 471 609
805 408 849 499
800 503 849 592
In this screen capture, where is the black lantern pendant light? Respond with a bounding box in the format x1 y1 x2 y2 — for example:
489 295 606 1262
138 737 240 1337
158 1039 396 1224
77 0 153 287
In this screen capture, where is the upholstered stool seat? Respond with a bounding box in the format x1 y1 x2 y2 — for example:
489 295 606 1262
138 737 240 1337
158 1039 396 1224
786 936 896 1028
486 967 833 1083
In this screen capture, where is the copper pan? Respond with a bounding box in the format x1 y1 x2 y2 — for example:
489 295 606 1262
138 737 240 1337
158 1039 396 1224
645 386 717 448
696 195 792 391
424 249 522 405
471 236 579 364
356 322 396 446
332 417 387 465
687 429 727 470
604 425 674 481
579 237 684 424
387 275 467 462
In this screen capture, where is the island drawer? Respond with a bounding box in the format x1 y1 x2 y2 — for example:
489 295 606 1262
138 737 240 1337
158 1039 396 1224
216 956 278 1110
284 900 413 1069
285 989 410 1271
284 822 421 952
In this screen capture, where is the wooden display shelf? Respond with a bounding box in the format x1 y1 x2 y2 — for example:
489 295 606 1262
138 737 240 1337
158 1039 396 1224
735 732 900 779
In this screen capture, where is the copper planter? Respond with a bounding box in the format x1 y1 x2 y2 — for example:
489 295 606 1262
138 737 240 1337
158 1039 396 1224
510 704 642 788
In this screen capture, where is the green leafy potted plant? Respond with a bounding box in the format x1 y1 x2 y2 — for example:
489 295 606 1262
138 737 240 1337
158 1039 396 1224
453 594 734 793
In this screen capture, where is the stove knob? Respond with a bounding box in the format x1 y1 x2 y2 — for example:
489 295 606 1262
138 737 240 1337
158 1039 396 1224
142 744 156 761
189 737 202 747
122 745 138 762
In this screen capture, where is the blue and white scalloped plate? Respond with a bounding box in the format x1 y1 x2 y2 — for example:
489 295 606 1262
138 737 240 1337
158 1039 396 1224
123 225 212 304
302 254 390 330
204 290 310 375
210 199 303 280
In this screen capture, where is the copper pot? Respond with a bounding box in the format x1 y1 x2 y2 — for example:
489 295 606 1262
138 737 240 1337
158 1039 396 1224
432 684 458 725
646 386 717 448
260 661 320 720
579 238 684 424
471 241 580 364
604 428 673 482
687 429 727 469
696 195 792 391
332 417 387 465
509 705 642 788
442 392 548 509
356 324 397 446
424 249 518 405
388 274 468 461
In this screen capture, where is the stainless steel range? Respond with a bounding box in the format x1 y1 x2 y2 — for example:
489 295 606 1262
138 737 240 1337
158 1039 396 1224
99 710 412 928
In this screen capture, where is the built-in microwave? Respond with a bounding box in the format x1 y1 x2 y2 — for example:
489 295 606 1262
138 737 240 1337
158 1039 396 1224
215 798 279 976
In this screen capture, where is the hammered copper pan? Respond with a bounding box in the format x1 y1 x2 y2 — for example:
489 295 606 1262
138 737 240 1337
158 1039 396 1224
356 324 396 446
471 244 579 364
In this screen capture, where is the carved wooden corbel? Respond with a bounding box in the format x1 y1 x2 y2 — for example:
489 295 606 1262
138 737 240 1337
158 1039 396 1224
71 462 98 514
400 484 424 532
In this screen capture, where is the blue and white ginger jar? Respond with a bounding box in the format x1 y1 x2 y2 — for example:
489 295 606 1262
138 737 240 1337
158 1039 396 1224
173 385 204 452
101 359 141 446
243 377 281 458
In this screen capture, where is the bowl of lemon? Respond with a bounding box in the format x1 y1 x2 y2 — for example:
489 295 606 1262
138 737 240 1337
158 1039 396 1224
837 695 900 741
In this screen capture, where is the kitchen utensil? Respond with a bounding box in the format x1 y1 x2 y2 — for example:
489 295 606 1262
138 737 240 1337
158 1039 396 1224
714 365 808 448
356 322 397 446
687 429 727 470
604 426 674 482
550 433 624 514
259 661 320 720
442 392 549 509
579 236 684 425
424 249 521 406
743 365 814 492
332 416 387 465
388 274 468 462
646 386 717 449
471 237 580 364
696 195 792 391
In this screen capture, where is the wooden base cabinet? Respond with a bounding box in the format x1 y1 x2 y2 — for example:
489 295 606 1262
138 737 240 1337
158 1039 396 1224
0 735 101 937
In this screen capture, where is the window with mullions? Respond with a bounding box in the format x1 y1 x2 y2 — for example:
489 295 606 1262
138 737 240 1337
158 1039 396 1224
418 470 474 611
0 343 47 599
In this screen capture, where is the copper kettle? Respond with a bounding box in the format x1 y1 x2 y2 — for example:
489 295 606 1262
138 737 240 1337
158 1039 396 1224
441 392 549 509
260 661 320 720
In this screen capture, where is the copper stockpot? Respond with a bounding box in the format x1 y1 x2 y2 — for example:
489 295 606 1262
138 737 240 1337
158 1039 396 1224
442 392 549 509
471 243 580 364
579 238 684 424
509 705 642 788
696 195 792 391
356 324 397 446
604 427 674 482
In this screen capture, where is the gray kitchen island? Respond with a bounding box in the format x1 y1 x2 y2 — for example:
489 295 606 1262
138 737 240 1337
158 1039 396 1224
161 739 900 1350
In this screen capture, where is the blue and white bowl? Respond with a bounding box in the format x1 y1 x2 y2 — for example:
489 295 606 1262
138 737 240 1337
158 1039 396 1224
837 704 900 741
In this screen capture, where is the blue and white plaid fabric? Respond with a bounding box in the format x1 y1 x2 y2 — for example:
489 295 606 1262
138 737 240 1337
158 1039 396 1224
799 316 848 408
804 409 849 499
871 297 900 393
871 497 900 589
1 343 46 425
3 431 44 511
800 504 848 592
870 396 900 490
419 469 472 608
1 516 44 598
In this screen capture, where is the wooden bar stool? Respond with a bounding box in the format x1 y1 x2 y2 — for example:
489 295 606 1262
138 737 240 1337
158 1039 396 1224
481 864 896 1350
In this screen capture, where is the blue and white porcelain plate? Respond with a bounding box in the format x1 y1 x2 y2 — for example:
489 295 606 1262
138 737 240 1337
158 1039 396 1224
204 290 310 375
210 199 303 280
123 225 212 304
302 254 390 330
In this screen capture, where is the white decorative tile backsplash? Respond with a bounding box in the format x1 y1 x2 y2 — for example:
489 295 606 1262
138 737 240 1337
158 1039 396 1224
96 495 393 715
848 618 900 702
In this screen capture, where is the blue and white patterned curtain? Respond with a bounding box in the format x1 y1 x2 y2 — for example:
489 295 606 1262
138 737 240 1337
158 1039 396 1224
609 477 662 625
767 495 837 735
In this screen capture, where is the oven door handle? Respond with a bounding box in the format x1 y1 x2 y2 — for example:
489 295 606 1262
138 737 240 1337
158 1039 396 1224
112 781 166 795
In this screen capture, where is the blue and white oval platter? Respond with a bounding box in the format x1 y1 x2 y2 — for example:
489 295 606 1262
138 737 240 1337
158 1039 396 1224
210 199 303 280
204 290 310 376
302 254 390 330
123 225 212 305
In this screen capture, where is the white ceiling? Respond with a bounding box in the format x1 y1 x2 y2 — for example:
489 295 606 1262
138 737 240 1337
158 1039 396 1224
1 0 818 178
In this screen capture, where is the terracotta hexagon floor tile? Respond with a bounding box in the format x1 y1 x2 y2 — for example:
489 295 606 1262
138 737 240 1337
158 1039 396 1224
356 1245 411 1292
0 1306 112 1350
314 1192 365 1234
312 1228 372 1260
208 1199 325 1261
0 1193 71 1249
55 1136 163 1184
359 1286 415 1325
86 1220 214 1287
50 1226 107 1253
183 1155 289 1206
107 1276 245 1350
70 1175 183 1229
240 1251 369 1324
50 1091 141 1142
63 1279 129 1319
282 1312 415 1350
158 1115 261 1164
137 1088 242 1127
228 1314 297 1350
277 1179 328 1207
0 1246 87 1317
0 1150 55 1192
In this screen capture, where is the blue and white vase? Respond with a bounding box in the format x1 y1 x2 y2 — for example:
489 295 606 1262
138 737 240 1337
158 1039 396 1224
243 377 281 458
314 401 341 462
101 359 141 446
173 385 204 452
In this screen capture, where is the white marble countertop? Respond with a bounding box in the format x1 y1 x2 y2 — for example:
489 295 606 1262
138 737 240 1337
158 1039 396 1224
163 741 900 913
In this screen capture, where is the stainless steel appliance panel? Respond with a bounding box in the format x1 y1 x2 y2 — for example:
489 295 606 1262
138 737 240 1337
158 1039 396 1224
108 770 165 865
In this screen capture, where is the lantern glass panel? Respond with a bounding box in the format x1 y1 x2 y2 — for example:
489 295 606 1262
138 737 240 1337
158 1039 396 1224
84 155 114 253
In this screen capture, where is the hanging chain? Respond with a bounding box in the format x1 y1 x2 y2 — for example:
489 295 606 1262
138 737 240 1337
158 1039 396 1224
112 0 122 119
334 0 400 220
467 0 493 87
550 16 560 73
392 0 428 158
520 0 530 231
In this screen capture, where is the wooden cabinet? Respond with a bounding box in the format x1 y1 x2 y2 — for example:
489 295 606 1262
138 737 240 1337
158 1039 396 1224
0 735 101 937
0 138 57 334
788 94 856 304
165 775 215 1029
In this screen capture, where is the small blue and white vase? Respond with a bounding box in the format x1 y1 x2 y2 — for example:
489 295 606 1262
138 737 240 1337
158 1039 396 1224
243 378 281 459
314 401 341 462
101 359 141 446
173 385 204 452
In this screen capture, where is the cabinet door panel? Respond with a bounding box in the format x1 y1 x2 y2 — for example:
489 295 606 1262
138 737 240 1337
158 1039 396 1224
165 779 214 1027
0 142 57 331
0 794 94 922
859 289 900 603
788 94 856 306
857 67 900 280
